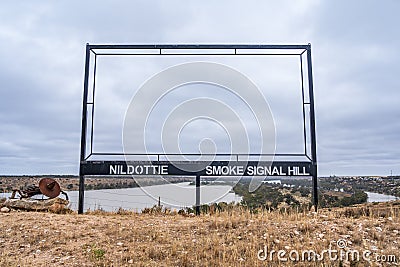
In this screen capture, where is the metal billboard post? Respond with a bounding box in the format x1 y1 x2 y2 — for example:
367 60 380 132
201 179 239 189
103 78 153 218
306 44 318 211
195 174 201 215
78 43 91 214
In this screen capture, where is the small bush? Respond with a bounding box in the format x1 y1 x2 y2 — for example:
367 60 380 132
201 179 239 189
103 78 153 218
92 248 105 260
142 205 163 214
49 203 73 214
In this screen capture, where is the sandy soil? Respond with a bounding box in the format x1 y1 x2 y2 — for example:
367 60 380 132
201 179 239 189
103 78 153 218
0 202 399 267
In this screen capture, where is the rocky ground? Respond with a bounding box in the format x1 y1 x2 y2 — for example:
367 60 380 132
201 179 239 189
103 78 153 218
0 201 399 267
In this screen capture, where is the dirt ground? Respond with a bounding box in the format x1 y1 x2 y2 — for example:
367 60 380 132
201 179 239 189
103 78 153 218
0 202 399 267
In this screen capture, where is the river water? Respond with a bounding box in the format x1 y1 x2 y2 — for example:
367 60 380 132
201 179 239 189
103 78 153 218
1 182 241 212
2 184 398 212
70 182 243 212
366 191 399 203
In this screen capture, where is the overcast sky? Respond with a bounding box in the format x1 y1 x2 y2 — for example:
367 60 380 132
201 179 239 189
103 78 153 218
0 0 399 176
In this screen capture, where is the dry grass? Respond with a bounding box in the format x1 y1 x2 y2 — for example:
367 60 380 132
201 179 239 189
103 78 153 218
0 202 399 266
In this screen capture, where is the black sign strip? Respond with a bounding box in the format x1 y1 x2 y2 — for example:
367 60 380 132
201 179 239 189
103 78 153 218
81 161 313 177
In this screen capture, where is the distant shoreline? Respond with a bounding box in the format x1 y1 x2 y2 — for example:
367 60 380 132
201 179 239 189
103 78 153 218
0 175 192 193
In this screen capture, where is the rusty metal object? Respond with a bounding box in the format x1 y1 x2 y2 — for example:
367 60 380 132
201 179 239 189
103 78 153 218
10 178 69 200
23 184 41 197
39 178 61 198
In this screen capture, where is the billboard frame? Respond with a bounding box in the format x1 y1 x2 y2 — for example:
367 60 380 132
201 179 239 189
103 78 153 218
78 44 318 214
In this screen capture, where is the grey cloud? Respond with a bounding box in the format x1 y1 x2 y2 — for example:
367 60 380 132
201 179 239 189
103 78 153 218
0 0 399 175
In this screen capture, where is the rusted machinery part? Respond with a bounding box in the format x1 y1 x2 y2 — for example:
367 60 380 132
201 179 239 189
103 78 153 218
23 185 42 197
10 189 25 199
60 190 69 200
10 187 41 199
39 178 61 199
10 178 67 200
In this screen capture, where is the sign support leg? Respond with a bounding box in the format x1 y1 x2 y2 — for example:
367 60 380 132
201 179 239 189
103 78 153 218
312 167 318 212
195 174 200 215
78 43 91 215
307 44 318 211
78 174 85 214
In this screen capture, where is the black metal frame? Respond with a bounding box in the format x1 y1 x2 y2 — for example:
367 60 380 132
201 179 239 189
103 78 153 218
78 44 318 214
